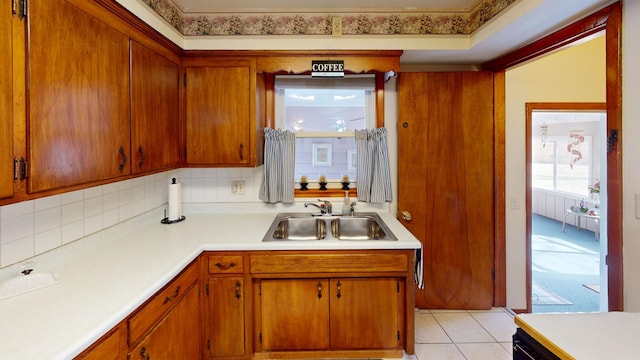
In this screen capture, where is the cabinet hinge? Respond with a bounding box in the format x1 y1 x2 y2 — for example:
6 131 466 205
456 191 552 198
206 283 209 296
207 339 210 350
258 284 261 296
12 0 26 20
13 158 27 181
259 333 262 344
397 330 400 340
397 282 400 293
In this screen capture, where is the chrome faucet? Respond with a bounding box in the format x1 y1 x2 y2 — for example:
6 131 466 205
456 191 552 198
349 201 357 216
304 199 332 216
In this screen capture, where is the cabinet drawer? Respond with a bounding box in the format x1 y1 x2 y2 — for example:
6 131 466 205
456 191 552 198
128 261 199 346
208 254 245 274
250 252 410 274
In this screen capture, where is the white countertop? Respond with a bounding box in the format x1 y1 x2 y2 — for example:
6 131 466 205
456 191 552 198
0 205 421 359
515 312 640 359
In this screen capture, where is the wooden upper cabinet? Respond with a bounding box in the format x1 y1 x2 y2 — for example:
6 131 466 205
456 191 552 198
27 0 131 193
131 41 180 174
184 58 261 166
0 0 14 199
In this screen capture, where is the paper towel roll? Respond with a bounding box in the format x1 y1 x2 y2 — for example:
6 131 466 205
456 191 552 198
168 178 181 221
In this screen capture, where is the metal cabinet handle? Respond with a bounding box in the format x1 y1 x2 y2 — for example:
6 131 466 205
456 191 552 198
140 346 150 360
239 143 244 161
336 280 342 299
137 146 145 169
118 146 128 172
235 281 242 299
317 282 323 299
163 286 181 304
401 211 412 221
214 262 236 270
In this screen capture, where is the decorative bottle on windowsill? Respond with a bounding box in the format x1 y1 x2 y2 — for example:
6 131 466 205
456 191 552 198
319 175 327 191
299 176 308 191
341 175 350 190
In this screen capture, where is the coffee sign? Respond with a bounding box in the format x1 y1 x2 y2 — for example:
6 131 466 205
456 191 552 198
311 60 345 77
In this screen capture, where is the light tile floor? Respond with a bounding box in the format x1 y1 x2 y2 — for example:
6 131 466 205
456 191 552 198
404 308 516 360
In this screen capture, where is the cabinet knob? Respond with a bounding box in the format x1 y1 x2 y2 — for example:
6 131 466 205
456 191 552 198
235 281 242 300
317 282 323 299
336 280 342 299
401 211 412 221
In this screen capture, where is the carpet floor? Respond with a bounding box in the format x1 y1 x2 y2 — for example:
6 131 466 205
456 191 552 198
531 213 601 313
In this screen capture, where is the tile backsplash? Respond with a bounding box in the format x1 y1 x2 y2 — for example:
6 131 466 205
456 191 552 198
0 167 264 269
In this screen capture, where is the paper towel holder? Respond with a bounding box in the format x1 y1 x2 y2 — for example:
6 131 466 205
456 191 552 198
161 210 185 224
162 177 186 224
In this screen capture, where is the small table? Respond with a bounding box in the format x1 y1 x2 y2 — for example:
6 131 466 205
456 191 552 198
562 206 600 240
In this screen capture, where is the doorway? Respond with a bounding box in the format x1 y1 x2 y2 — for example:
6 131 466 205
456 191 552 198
528 103 607 313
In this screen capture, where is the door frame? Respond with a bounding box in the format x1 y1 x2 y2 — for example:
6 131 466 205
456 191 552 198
484 2 623 311
526 102 607 313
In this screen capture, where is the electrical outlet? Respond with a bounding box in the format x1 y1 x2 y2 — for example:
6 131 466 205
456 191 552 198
332 16 342 37
231 180 245 195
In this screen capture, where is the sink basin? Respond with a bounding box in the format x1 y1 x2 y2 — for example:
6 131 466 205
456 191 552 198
263 212 396 241
264 215 326 241
331 214 397 240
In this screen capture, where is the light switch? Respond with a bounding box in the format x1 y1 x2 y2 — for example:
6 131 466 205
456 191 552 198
510 196 521 210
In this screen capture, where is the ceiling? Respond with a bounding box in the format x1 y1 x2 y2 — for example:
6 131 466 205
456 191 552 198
150 0 616 64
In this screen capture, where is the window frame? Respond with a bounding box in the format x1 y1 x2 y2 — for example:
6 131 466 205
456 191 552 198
264 71 388 197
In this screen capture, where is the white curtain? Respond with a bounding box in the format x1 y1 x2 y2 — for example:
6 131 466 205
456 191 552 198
259 128 296 203
355 128 392 203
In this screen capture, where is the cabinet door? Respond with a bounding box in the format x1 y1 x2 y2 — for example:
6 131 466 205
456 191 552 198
185 63 253 166
129 284 202 360
260 279 330 351
131 41 180 174
28 0 131 193
329 278 400 349
0 0 13 199
75 325 125 360
398 72 495 309
206 277 245 357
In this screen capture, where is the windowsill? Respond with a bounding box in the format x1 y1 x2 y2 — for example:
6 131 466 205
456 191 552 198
294 188 357 198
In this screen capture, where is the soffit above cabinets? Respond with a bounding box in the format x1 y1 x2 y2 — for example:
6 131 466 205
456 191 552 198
128 0 616 65
175 0 480 13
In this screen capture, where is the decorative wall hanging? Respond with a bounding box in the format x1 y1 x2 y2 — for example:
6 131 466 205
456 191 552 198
567 129 585 169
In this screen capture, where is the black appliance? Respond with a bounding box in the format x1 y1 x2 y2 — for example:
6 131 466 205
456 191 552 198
512 328 562 360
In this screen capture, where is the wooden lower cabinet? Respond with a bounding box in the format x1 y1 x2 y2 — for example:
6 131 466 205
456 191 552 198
129 283 201 360
202 253 250 359
260 279 330 351
260 278 400 352
77 250 414 360
329 278 400 350
206 277 246 357
75 324 126 360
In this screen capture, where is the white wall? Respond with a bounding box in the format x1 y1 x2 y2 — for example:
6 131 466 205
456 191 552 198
505 36 606 309
622 0 640 311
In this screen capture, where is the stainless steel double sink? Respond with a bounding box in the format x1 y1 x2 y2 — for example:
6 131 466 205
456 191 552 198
263 212 397 241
